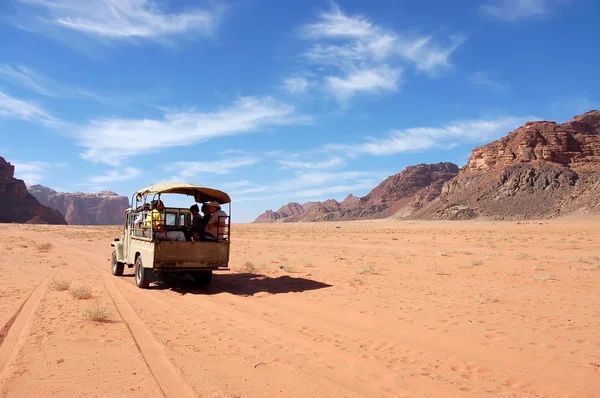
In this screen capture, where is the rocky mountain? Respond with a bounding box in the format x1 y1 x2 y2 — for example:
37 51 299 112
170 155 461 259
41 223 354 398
405 110 600 220
254 162 459 223
0 156 67 225
28 185 130 225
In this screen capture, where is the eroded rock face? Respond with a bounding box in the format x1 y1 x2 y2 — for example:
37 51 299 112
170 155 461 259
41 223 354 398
27 185 130 225
0 157 67 224
464 111 600 173
412 110 600 220
253 162 459 222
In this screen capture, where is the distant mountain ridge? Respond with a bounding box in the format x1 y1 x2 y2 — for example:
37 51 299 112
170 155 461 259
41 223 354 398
254 162 459 222
28 185 130 225
254 110 600 223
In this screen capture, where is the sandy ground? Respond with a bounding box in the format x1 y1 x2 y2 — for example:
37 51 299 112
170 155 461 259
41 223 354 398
0 218 599 398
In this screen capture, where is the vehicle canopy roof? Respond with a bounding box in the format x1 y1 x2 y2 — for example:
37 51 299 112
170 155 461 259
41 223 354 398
135 182 231 204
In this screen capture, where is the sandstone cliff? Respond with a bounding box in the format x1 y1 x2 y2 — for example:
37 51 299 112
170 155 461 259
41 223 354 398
406 110 600 220
28 185 130 225
0 156 67 224
254 162 459 222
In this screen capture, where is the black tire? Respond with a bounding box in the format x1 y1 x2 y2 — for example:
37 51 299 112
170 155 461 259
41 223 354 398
111 249 124 276
135 256 152 289
193 270 212 285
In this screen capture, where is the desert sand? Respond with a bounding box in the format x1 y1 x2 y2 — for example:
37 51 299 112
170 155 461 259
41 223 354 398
0 218 599 398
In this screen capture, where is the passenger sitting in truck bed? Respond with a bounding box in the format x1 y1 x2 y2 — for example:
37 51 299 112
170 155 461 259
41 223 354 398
134 203 150 227
204 201 228 241
146 200 186 241
189 204 211 241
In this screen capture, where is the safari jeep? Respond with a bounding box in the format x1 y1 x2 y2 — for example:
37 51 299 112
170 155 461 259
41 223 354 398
110 182 231 288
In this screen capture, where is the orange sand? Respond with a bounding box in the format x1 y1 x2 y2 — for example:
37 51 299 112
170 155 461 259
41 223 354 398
0 218 599 397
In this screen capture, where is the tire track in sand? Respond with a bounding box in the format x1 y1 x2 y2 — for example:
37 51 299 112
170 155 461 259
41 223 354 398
0 268 56 381
101 271 197 398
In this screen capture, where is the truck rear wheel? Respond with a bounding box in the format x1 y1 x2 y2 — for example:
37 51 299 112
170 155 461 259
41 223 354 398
111 249 124 276
135 256 152 288
193 270 212 285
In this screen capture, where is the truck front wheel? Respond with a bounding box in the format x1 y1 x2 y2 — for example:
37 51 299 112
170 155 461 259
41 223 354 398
111 249 124 276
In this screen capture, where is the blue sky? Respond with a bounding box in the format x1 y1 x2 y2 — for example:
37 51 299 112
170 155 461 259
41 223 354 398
0 0 598 223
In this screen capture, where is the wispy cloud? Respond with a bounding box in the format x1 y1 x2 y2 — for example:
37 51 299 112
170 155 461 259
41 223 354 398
11 160 66 185
324 116 538 156
15 0 226 42
481 0 567 21
276 156 345 170
89 166 142 183
233 169 383 204
0 91 61 126
282 77 309 94
167 157 261 178
76 96 307 165
290 2 465 102
471 71 509 92
232 169 383 198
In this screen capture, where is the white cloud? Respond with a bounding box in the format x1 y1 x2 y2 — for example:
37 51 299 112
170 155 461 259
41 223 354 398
231 170 383 199
471 71 509 92
11 160 66 185
481 0 567 21
167 157 260 177
324 116 538 156
276 156 345 170
16 0 226 41
89 166 142 183
0 65 59 97
0 91 60 126
326 66 401 101
75 96 306 165
282 77 309 94
292 2 465 102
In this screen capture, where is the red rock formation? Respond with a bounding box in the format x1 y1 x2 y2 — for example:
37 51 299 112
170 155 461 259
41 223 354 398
253 162 459 222
412 110 600 220
0 156 67 224
28 185 130 225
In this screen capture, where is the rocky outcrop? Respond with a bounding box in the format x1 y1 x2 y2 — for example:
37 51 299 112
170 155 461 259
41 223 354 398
28 185 130 225
0 156 67 224
253 162 459 222
410 110 600 220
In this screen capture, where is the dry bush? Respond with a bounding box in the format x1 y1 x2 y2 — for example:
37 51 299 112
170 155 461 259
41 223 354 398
83 302 112 323
282 265 297 273
36 242 54 252
50 279 70 291
349 278 364 287
70 284 93 299
533 272 556 281
477 291 500 303
430 265 450 275
357 264 377 274
514 252 536 260
239 261 260 274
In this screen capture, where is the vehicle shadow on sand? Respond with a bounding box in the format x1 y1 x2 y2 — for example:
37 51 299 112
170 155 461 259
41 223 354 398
150 272 333 296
